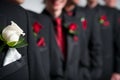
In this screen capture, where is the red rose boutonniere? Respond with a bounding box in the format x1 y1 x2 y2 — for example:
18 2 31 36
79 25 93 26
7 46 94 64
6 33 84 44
68 23 77 34
68 23 78 42
33 22 42 36
99 15 110 27
33 22 46 47
81 17 87 30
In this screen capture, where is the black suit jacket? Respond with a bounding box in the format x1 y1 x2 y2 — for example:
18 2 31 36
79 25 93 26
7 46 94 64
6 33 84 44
114 9 120 74
0 3 29 80
100 6 120 80
28 12 50 80
0 1 50 80
85 5 120 80
41 10 64 80
67 6 102 80
63 11 90 80
0 1 30 80
0 1 49 80
42 9 90 80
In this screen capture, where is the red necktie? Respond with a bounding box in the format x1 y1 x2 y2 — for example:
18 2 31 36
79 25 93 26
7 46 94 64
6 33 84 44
55 18 66 59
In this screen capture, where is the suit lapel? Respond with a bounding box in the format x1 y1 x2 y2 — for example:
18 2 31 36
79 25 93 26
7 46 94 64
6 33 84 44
17 10 28 55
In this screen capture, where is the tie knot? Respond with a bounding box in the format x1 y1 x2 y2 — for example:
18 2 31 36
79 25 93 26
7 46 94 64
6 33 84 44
55 18 62 25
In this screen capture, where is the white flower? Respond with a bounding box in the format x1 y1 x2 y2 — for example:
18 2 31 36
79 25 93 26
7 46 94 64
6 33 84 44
2 21 25 43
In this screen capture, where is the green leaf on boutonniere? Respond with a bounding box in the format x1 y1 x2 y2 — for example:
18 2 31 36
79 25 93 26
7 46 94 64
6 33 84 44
17 37 25 45
69 30 75 34
6 37 28 48
33 32 37 37
7 41 17 47
13 37 28 48
14 42 28 48
69 30 78 35
99 20 104 24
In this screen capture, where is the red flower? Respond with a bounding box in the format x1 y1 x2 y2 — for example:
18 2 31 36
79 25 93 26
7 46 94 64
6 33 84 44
81 18 87 30
100 15 107 21
65 23 78 42
33 22 42 34
99 15 110 27
37 37 46 47
68 23 77 31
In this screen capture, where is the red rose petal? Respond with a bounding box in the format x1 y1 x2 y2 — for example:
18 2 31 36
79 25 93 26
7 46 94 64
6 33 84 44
33 22 42 34
101 15 107 21
69 23 77 31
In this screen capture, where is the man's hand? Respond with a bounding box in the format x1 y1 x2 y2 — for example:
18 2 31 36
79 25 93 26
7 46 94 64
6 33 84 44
111 73 120 80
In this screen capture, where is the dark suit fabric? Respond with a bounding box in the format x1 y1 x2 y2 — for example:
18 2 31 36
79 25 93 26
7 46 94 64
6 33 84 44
68 6 102 80
114 9 120 74
28 12 51 80
85 5 120 80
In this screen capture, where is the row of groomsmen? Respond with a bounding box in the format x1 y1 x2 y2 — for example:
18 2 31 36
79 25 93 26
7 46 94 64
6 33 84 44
0 0 120 80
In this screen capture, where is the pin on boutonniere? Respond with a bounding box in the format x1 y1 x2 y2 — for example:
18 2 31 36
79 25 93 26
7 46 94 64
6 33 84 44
81 17 87 30
99 15 110 27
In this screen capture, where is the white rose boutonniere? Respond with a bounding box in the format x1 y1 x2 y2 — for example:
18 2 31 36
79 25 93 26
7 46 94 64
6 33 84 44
0 21 28 66
2 21 25 43
0 21 28 52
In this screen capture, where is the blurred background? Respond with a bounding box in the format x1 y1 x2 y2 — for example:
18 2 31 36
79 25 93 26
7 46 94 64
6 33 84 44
21 0 120 13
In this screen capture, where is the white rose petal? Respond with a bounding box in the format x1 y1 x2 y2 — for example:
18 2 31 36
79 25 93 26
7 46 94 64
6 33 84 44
2 21 25 42
8 34 19 42
2 31 17 42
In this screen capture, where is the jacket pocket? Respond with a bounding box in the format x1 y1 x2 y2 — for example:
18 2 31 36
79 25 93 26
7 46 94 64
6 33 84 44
0 56 29 80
